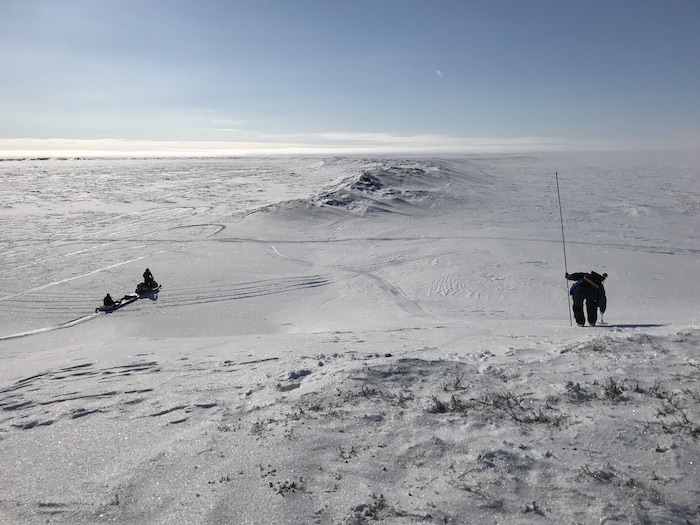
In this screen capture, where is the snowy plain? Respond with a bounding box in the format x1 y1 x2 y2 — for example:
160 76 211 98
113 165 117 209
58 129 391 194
1 152 699 525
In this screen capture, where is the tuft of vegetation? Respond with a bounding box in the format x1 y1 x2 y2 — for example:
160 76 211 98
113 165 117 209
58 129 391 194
565 381 597 402
522 500 545 516
602 377 624 401
578 463 616 483
426 394 467 414
270 477 305 496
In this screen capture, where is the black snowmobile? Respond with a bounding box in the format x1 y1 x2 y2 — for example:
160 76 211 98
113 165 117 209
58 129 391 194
136 281 160 296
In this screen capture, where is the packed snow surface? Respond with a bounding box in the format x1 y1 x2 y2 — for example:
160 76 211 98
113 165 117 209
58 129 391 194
1 152 699 524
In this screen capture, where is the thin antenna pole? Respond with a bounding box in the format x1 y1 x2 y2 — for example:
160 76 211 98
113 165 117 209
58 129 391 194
555 172 573 326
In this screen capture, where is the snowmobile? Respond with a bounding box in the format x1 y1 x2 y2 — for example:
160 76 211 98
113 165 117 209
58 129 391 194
136 281 160 296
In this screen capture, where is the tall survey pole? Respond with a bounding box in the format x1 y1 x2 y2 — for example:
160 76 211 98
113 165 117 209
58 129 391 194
555 172 573 327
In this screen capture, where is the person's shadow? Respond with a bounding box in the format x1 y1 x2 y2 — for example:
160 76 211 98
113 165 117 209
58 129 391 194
141 290 159 302
599 323 664 328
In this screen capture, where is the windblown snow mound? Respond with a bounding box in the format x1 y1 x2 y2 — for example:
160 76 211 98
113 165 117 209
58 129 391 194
235 158 491 220
312 160 490 216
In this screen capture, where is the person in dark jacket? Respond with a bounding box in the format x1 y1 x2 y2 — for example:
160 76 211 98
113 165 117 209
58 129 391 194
143 268 156 288
103 293 115 307
565 271 607 326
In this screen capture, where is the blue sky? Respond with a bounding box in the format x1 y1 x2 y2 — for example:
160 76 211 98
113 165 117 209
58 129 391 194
1 0 698 155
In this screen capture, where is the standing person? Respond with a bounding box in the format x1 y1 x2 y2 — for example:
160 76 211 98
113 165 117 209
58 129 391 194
143 268 156 288
566 271 607 326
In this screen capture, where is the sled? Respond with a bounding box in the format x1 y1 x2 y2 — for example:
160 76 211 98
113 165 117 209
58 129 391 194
95 294 139 313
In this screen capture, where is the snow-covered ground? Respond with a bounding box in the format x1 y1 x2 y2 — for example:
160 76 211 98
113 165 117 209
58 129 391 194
1 152 699 524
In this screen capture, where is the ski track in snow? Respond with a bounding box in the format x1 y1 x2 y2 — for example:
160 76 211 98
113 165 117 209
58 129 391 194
265 241 435 320
0 314 99 341
0 257 150 303
265 243 313 267
158 275 336 307
0 273 338 339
